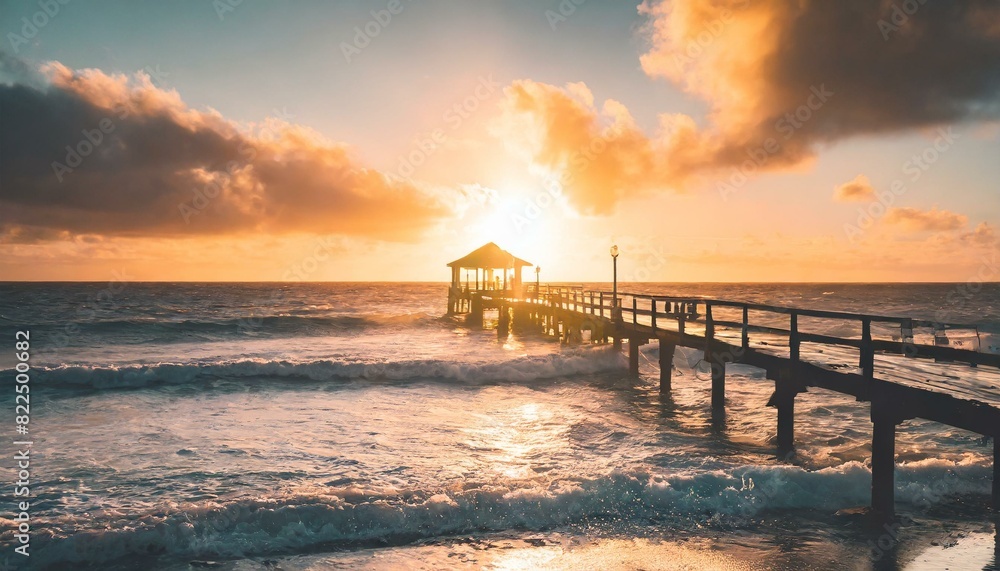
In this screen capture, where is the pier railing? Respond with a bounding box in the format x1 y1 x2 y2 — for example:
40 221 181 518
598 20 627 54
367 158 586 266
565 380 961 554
525 286 997 370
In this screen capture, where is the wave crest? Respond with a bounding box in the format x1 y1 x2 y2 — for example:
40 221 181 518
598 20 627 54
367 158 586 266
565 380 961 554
15 459 992 569
19 349 627 390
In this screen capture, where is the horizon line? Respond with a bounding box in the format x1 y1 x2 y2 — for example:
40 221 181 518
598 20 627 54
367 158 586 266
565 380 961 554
2 280 999 285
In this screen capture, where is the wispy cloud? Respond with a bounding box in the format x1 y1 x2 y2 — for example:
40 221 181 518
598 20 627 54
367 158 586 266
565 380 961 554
883 207 968 232
960 221 998 246
833 174 876 202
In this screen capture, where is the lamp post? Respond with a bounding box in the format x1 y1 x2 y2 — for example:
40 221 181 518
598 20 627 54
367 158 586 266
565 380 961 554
610 245 619 316
535 266 541 299
610 245 621 349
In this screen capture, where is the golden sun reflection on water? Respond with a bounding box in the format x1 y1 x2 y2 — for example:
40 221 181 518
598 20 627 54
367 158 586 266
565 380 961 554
487 538 762 571
463 402 571 480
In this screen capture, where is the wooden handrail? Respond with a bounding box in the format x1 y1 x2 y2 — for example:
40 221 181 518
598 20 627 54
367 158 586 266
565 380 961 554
521 286 995 367
589 290 982 330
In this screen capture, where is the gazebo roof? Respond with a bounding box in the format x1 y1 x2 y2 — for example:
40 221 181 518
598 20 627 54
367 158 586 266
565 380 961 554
447 242 532 269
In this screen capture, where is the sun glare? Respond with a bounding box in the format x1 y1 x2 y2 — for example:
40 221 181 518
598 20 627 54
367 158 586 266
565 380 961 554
462 183 563 263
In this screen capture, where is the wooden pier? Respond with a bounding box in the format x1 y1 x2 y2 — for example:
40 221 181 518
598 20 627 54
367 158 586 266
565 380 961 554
463 284 1000 520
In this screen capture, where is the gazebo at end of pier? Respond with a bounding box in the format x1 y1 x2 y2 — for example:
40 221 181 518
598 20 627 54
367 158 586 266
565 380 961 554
446 242 533 315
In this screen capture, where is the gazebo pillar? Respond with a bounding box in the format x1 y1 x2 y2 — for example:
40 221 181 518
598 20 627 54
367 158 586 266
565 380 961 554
449 266 460 313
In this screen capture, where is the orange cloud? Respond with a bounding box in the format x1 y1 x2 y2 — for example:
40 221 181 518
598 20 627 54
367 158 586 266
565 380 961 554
883 207 968 232
497 1 1000 212
0 61 450 242
960 222 998 246
494 79 716 213
833 174 876 202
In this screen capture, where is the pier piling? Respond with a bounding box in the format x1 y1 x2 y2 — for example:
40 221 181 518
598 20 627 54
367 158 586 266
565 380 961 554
709 347 726 412
871 399 898 519
659 340 676 393
994 436 999 512
628 338 641 378
705 305 726 411
777 397 794 454
497 303 509 339
771 370 798 454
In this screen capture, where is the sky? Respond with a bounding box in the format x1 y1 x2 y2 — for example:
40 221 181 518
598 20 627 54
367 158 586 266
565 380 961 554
1 0 999 282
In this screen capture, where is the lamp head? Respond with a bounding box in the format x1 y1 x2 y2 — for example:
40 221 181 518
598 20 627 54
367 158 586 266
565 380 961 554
610 245 619 259
535 266 541 274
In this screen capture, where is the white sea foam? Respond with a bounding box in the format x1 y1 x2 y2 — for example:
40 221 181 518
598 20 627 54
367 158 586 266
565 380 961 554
14 458 991 569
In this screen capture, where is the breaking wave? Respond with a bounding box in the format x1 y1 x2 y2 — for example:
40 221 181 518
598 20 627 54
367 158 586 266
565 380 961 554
11 458 991 569
18 349 627 391
20 312 443 344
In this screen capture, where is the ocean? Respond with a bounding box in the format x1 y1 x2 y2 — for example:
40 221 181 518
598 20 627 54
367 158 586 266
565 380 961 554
0 282 998 570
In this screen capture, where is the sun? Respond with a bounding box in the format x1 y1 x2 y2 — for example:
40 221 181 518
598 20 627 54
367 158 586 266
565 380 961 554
461 183 564 266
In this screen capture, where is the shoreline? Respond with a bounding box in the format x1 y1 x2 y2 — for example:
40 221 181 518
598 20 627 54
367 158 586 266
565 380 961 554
158 517 1000 570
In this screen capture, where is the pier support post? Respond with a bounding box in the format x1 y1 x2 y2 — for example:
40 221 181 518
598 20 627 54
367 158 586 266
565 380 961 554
769 370 800 455
994 435 999 513
511 304 525 334
777 396 794 454
497 303 509 339
659 340 676 394
469 295 484 329
709 346 725 412
871 399 898 519
628 338 641 378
